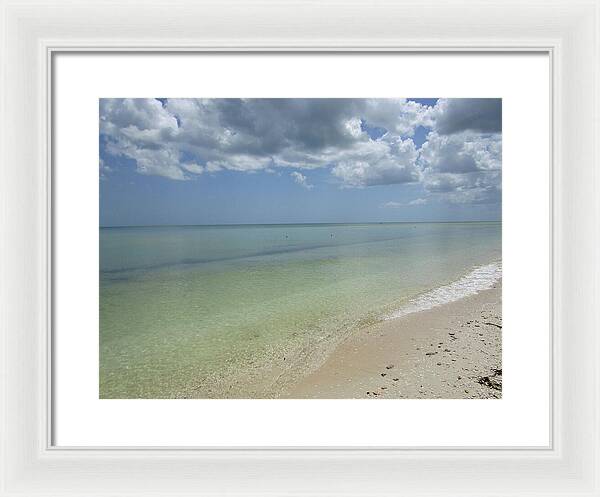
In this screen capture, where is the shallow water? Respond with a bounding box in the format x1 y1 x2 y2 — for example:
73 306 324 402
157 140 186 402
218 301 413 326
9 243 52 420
100 222 501 398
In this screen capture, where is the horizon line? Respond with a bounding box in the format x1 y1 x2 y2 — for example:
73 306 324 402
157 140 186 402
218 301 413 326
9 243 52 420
100 220 502 229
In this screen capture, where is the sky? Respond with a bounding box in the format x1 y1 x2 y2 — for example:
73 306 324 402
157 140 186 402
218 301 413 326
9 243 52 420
99 98 501 226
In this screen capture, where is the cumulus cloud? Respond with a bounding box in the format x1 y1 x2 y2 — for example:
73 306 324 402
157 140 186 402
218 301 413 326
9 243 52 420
433 98 501 135
99 97 501 206
423 171 501 205
445 185 501 205
99 98 430 183
290 171 314 189
418 127 501 205
420 131 501 174
331 135 420 187
360 99 433 136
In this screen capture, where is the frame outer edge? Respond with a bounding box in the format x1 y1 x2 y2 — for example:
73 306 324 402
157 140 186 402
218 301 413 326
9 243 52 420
591 3 598 488
0 0 7 491
1 0 600 495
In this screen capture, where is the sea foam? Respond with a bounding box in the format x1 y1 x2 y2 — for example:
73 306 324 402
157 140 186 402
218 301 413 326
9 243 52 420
385 261 502 320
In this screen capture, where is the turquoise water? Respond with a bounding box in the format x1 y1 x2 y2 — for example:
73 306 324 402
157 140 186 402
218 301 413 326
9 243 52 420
100 222 501 398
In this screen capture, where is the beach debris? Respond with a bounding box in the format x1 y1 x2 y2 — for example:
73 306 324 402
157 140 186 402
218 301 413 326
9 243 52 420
436 362 442 366
385 364 394 369
425 351 437 356
484 322 502 329
381 386 387 390
477 376 502 391
477 369 503 391
444 348 451 352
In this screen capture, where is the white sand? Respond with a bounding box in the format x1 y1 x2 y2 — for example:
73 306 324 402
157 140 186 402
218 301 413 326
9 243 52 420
282 280 502 399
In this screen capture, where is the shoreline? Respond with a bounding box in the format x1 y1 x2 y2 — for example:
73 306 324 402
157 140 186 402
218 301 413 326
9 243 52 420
101 262 502 399
281 279 502 399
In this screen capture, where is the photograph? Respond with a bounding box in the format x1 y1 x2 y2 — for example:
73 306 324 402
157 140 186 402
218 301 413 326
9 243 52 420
99 97 502 399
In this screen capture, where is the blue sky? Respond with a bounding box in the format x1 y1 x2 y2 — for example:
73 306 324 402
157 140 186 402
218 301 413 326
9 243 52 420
100 98 501 226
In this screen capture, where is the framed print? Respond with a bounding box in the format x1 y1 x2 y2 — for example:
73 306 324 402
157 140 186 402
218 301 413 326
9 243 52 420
1 0 599 496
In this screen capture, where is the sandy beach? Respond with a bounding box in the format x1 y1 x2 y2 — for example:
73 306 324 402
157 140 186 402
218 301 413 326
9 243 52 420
282 280 502 399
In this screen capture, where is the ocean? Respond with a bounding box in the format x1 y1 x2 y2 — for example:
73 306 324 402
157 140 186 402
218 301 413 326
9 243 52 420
99 222 501 398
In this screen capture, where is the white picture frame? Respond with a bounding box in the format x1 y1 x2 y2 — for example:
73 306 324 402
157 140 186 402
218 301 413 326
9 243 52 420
1 0 598 495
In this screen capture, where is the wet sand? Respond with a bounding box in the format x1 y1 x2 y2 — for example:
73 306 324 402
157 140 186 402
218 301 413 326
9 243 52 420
282 280 502 399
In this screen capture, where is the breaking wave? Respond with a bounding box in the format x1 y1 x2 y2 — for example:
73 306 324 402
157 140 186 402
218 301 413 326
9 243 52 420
386 261 501 320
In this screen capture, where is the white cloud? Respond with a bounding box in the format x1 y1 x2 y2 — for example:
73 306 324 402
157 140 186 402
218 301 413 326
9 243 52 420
331 136 420 187
361 98 433 136
100 98 178 134
181 163 204 175
99 98 502 206
344 117 363 138
419 132 501 174
99 158 112 181
99 98 431 183
290 171 314 189
383 198 428 208
418 130 501 204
